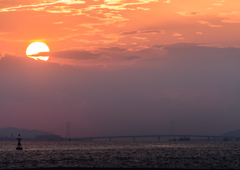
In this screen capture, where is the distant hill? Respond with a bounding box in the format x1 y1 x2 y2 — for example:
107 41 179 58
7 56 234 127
0 127 55 138
221 129 240 137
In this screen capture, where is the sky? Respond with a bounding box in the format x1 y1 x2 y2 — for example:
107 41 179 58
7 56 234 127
1 0 240 138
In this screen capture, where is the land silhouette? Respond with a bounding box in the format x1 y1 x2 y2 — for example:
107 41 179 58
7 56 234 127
1 127 240 141
0 127 54 139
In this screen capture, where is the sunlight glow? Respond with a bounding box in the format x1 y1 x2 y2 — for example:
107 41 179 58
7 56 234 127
26 42 50 61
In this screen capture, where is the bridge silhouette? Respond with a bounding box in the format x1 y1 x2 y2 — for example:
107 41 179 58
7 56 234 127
72 135 239 142
51 122 239 142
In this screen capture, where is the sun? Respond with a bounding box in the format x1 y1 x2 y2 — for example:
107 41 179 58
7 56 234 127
26 42 50 61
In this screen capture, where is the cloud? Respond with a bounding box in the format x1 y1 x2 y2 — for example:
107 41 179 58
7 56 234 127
35 50 101 60
219 11 240 23
140 30 165 34
0 0 160 38
53 21 63 24
99 47 126 51
0 0 159 14
177 11 201 16
197 21 222 27
162 42 208 49
136 7 150 10
212 0 225 6
0 0 85 13
123 56 141 60
120 31 138 35
152 45 164 48
132 36 148 40
173 33 182 36
163 0 170 3
119 29 164 40
212 3 223 6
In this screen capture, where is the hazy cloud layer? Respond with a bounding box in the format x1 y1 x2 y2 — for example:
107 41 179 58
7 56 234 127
50 51 101 60
1 43 240 137
123 56 141 60
33 50 102 60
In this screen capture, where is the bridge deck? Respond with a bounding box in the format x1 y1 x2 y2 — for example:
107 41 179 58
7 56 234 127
72 135 238 141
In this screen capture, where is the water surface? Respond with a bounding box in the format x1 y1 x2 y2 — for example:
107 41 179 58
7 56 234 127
1 141 240 169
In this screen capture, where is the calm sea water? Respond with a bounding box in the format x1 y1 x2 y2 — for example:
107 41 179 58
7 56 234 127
1 141 240 169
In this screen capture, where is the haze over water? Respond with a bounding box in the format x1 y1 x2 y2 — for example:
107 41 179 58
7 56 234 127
1 141 240 169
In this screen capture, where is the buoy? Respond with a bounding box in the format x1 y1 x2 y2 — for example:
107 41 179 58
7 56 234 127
16 134 23 150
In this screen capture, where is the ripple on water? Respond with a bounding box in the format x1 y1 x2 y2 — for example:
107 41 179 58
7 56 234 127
1 141 240 169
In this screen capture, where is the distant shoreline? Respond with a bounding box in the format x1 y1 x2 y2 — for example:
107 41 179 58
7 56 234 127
3 168 183 170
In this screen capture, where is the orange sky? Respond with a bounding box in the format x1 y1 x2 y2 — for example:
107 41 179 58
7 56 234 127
1 0 240 137
1 0 240 66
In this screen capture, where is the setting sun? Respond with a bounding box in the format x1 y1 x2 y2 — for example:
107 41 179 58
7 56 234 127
26 42 50 61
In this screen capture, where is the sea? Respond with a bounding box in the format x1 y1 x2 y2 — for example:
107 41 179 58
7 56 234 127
1 141 240 169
